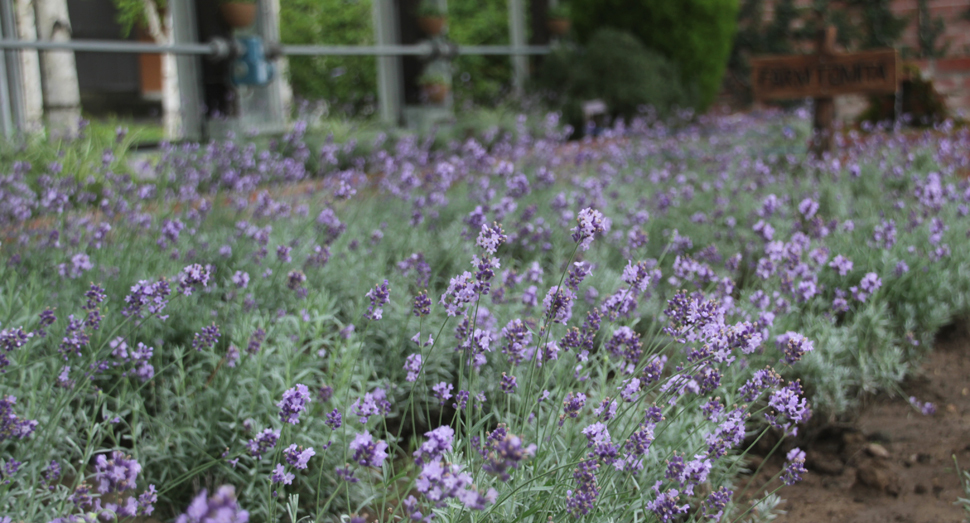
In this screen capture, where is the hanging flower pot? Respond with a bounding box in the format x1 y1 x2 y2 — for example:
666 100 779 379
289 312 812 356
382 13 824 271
423 83 450 104
419 71 451 104
547 18 570 36
417 1 447 36
547 4 571 36
418 16 447 37
220 1 258 29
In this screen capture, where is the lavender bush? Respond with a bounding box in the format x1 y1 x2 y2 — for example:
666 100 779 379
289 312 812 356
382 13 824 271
1 106 969 521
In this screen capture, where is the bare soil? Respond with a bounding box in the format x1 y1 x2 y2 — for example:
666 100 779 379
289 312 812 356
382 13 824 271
744 322 970 523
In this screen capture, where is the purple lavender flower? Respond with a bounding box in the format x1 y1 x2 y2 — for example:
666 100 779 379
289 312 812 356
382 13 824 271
286 270 306 292
738 368 782 402
593 397 618 421
192 324 220 351
780 448 807 485
271 463 295 485
701 486 732 521
0 327 32 370
325 408 342 430
349 430 388 468
753 219 774 241
566 459 599 516
798 198 819 219
413 425 454 465
908 396 936 415
404 353 423 382
350 387 391 423
543 285 576 324
336 465 358 483
500 319 533 365
232 271 250 289
122 279 171 319
36 308 56 338
82 284 106 330
476 222 507 254
178 264 211 295
571 207 607 251
246 428 280 459
828 255 853 276
284 445 315 469
775 331 814 364
433 382 454 404
706 407 747 458
226 345 240 367
58 315 88 360
765 381 811 436
413 291 432 317
276 245 292 263
454 390 470 410
277 384 311 424
175 486 249 523
560 392 586 426
246 328 265 355
500 373 517 394
647 482 689 522
482 432 536 481
93 451 141 493
42 460 62 489
616 376 642 403
895 260 909 276
365 279 390 320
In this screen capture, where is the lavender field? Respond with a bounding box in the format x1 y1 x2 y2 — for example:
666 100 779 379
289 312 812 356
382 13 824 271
2 108 969 522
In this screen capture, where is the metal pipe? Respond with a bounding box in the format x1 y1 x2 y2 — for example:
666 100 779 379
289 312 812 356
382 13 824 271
280 44 432 56
0 38 550 57
0 39 214 54
458 45 549 55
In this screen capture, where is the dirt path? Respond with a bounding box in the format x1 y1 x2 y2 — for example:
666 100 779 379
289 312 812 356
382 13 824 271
754 323 970 522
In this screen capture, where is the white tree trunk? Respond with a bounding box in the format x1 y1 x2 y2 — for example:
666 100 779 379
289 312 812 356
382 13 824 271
33 0 81 137
15 0 46 133
140 0 180 139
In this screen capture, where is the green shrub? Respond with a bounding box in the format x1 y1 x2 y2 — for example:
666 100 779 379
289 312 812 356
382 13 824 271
281 0 378 117
532 29 693 130
570 0 740 112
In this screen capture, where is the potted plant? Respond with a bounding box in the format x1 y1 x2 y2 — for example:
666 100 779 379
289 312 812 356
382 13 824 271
418 71 451 104
417 0 447 37
547 4 570 36
220 0 258 29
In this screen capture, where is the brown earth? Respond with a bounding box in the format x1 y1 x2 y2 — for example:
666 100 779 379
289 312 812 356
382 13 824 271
742 322 970 523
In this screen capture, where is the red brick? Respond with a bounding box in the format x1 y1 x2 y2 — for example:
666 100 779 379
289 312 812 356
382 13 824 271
937 57 970 73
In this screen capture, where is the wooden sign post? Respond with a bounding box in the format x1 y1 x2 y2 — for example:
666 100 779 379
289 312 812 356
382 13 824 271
751 27 898 156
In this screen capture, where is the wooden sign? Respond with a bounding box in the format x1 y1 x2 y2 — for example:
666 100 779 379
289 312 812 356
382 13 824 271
751 49 898 101
750 26 899 155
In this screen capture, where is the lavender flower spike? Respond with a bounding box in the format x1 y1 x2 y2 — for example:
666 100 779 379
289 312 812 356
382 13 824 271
175 485 249 523
277 384 311 424
571 207 608 251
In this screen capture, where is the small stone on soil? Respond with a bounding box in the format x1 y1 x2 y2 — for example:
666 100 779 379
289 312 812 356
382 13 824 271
866 443 891 459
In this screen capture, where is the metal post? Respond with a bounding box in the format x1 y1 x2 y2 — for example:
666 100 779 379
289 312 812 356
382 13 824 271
508 0 528 98
373 0 402 125
262 0 291 122
0 0 23 135
172 1 203 141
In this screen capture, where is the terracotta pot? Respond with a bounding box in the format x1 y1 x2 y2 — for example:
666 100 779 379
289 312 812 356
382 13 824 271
423 83 450 104
418 16 447 37
220 2 258 29
547 18 570 36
